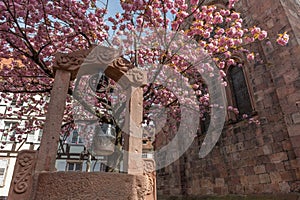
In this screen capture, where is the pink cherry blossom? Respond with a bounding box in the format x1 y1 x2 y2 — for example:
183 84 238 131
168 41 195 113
0 0 289 145
276 32 289 46
258 30 268 40
247 53 255 61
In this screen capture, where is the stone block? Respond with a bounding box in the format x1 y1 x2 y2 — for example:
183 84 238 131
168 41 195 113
279 181 291 193
292 112 300 124
266 18 274 28
282 140 293 151
269 172 282 183
272 132 287 142
291 135 300 148
263 183 280 193
263 144 273 155
32 172 155 200
265 163 276 173
294 148 300 158
247 175 260 185
215 178 225 187
259 174 271 184
213 186 228 195
254 165 266 174
275 162 286 172
290 159 300 169
283 69 299 84
270 152 288 163
256 136 264 146
256 155 270 165
280 171 295 181
232 152 241 161
244 184 262 194
200 178 213 188
290 181 300 193
271 142 284 153
237 168 245 176
243 166 255 176
296 168 300 179
240 176 248 185
287 150 297 160
287 92 300 105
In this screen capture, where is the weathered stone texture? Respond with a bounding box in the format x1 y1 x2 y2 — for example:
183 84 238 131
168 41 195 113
8 150 37 200
156 0 300 198
32 172 150 200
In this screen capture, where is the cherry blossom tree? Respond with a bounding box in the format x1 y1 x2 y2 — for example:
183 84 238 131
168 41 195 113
0 0 289 152
0 0 108 145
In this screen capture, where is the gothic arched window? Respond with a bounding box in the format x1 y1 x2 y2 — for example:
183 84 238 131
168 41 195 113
228 65 253 118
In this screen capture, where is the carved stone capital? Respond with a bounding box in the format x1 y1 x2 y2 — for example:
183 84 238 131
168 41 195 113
103 56 135 83
53 48 95 80
118 68 147 89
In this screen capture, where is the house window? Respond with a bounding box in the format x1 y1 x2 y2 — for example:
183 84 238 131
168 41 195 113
11 98 17 106
67 162 82 171
26 132 35 143
70 130 83 144
99 163 106 172
228 65 253 118
0 159 8 187
0 168 4 177
1 122 17 141
37 130 43 142
91 162 107 172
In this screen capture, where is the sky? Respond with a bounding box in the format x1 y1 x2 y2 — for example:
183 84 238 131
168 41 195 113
106 0 123 17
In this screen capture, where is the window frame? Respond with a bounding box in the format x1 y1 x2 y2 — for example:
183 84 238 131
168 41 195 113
0 159 9 187
68 129 83 145
225 56 256 122
1 121 18 141
66 161 83 171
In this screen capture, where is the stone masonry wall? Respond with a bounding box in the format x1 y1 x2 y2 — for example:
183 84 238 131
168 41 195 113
156 0 300 198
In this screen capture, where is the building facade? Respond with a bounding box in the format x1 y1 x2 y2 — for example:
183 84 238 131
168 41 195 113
156 0 300 198
0 94 108 199
0 93 42 198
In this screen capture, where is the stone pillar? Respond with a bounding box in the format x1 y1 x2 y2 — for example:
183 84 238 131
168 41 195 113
120 69 147 175
35 48 94 172
123 85 144 174
35 70 71 172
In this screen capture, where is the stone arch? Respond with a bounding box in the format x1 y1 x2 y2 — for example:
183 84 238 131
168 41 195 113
54 46 146 174
53 46 142 85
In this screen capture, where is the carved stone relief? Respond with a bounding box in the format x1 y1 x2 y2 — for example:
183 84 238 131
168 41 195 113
8 150 37 200
118 68 147 89
141 158 157 200
53 46 135 82
53 48 94 80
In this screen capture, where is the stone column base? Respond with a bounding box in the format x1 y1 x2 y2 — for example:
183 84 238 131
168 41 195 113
30 172 155 200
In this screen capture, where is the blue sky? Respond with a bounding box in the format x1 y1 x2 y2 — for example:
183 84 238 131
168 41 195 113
106 0 122 17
